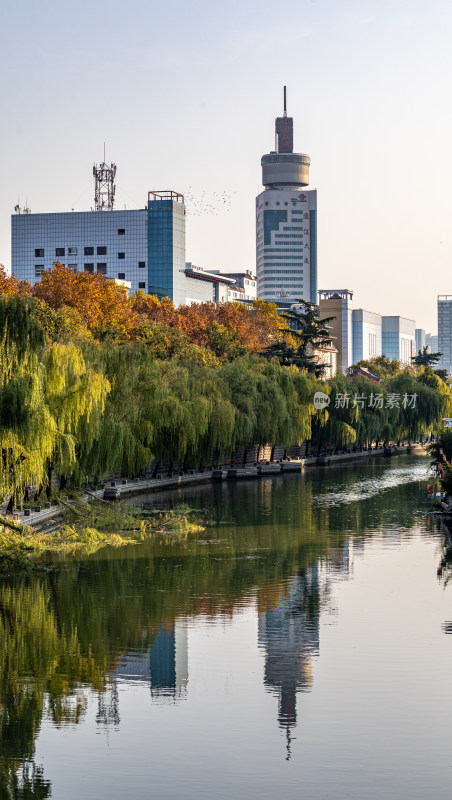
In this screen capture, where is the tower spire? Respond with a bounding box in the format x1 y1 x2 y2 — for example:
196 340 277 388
275 88 293 154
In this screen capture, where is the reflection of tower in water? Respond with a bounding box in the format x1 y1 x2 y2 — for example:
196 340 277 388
258 566 320 759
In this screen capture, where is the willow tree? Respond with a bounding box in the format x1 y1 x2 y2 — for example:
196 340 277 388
0 296 109 500
310 374 359 452
0 297 51 501
387 370 451 441
218 356 317 454
42 342 109 487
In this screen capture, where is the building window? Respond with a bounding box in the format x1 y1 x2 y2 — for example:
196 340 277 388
35 248 44 258
68 247 77 256
118 272 126 280
263 209 288 245
68 264 78 272
84 264 94 273
118 228 125 235
97 263 107 274
35 265 44 278
55 248 65 257
118 252 125 259
138 282 146 289
138 261 145 268
84 246 94 256
97 246 107 255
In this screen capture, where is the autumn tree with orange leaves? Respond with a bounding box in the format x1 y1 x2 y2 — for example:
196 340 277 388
1 263 290 359
32 263 137 340
0 265 31 297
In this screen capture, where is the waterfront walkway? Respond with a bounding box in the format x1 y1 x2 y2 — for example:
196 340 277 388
7 444 425 532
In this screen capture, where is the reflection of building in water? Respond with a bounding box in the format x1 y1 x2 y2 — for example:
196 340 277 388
325 538 353 578
150 621 188 699
97 680 120 729
113 619 188 701
258 566 320 758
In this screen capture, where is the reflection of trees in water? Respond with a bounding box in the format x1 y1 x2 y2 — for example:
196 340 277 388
2 763 51 800
434 519 452 587
0 458 426 789
437 522 452 635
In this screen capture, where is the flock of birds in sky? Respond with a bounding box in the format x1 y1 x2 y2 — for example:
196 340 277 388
183 188 237 216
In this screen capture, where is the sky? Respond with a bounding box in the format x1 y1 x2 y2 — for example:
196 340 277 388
1 0 451 333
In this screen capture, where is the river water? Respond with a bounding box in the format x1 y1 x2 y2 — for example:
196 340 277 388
1 456 452 799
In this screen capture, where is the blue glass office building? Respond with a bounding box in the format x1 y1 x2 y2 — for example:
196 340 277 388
148 191 187 306
11 189 230 305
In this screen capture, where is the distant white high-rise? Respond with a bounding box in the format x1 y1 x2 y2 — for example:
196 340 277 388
256 88 317 304
415 328 426 354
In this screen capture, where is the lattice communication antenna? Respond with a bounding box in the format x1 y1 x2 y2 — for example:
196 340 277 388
93 148 116 211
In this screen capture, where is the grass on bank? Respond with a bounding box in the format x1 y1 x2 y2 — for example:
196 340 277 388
0 501 206 574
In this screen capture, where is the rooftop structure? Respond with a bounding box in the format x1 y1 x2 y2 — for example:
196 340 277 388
93 157 116 211
261 86 311 190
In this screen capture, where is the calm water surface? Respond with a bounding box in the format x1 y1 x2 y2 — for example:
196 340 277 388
2 456 452 799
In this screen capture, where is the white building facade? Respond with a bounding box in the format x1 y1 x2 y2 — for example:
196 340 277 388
256 189 317 303
415 328 426 355
352 309 382 364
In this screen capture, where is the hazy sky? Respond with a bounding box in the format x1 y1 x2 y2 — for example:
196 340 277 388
1 0 451 333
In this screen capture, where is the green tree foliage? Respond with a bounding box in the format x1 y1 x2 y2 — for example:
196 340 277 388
427 429 452 464
346 355 401 378
1 288 452 495
311 368 451 452
412 346 442 368
434 369 449 384
80 347 318 476
0 297 107 501
264 300 335 377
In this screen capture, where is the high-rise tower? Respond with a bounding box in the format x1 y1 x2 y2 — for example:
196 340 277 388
256 88 317 303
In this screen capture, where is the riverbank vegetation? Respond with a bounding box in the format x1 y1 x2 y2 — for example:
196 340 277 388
1 264 451 506
0 501 206 574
